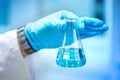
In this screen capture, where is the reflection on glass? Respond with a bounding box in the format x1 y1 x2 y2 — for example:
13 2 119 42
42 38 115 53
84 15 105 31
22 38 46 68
56 19 86 68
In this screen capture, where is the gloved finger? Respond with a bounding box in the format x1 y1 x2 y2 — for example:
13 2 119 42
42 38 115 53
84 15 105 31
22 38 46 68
47 19 75 46
80 17 108 30
47 19 67 30
35 10 79 23
79 27 107 39
58 10 79 20
78 17 109 39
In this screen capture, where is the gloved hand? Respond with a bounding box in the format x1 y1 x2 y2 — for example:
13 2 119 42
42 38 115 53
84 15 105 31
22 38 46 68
24 10 108 51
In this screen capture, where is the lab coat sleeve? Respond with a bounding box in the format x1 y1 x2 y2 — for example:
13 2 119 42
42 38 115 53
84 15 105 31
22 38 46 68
0 30 32 80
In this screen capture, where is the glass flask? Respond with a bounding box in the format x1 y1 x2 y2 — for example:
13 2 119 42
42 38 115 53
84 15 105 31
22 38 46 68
56 19 86 68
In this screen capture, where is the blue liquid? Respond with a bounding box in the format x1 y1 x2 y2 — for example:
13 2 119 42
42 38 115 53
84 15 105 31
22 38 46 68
56 48 86 68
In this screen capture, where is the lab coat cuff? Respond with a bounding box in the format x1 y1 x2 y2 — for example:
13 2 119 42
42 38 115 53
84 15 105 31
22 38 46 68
17 25 35 55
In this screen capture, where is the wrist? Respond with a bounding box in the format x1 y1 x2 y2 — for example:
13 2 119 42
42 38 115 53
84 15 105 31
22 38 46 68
17 25 35 57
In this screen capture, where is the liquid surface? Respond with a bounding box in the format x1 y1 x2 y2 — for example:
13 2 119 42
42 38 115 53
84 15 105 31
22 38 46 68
56 48 86 68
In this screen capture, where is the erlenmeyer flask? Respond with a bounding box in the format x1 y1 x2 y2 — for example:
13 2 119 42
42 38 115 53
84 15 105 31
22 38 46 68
56 19 86 68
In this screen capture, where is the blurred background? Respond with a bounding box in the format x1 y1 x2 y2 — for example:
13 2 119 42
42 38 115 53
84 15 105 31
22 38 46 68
0 0 120 80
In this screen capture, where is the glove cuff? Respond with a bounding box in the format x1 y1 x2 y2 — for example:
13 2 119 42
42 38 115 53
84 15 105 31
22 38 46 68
17 25 35 55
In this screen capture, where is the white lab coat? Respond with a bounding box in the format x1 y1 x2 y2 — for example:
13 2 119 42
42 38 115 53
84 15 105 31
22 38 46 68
0 30 32 80
0 29 90 80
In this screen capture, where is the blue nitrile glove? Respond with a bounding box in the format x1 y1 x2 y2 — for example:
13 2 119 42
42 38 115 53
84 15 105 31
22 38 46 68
24 10 108 51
